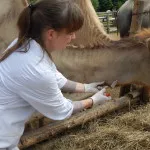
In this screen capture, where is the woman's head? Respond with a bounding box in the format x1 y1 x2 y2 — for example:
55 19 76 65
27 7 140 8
1 0 84 61
19 0 84 50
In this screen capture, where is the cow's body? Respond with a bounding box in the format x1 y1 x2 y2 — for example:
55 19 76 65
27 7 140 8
52 35 150 87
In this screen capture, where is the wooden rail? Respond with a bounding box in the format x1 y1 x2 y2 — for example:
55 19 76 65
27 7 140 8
97 11 117 34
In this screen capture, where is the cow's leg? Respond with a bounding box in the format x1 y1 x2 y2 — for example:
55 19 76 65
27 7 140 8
119 84 132 97
120 84 150 105
140 86 150 104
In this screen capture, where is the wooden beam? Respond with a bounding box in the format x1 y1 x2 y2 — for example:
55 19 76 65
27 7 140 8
19 91 141 149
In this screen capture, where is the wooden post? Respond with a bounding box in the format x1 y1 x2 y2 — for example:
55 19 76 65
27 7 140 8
106 11 110 34
130 0 145 35
137 0 144 31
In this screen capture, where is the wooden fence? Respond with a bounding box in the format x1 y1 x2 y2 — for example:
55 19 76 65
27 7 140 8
97 10 117 34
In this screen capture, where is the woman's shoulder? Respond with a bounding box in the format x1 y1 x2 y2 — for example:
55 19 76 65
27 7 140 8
8 38 52 66
7 38 46 57
2 38 55 78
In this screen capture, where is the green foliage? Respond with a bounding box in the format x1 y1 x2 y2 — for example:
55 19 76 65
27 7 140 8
112 0 126 10
27 0 126 12
98 0 113 12
91 0 99 11
97 0 126 11
28 0 37 4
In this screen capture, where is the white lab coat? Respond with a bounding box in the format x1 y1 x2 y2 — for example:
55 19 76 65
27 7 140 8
0 39 73 149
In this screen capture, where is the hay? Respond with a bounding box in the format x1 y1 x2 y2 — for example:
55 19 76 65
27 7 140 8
23 86 150 150
26 103 150 150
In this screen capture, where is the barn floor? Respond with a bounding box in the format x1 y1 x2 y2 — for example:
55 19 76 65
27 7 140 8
25 85 150 150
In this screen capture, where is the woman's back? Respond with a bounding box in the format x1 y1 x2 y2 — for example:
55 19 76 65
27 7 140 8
0 39 64 148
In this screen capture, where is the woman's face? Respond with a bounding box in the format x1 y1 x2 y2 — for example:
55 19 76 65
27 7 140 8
44 29 76 51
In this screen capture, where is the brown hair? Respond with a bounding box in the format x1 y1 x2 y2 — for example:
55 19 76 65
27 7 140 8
0 0 84 61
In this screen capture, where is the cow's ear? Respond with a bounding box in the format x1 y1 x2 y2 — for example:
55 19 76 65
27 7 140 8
145 38 150 52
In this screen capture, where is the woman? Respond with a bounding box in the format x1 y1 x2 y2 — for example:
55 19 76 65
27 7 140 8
0 0 111 149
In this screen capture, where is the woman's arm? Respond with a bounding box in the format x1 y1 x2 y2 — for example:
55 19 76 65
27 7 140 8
62 80 105 93
18 71 110 119
61 80 84 93
72 88 111 114
72 98 92 114
54 65 105 93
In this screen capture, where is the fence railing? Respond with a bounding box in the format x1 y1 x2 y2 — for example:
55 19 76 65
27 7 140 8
97 10 117 34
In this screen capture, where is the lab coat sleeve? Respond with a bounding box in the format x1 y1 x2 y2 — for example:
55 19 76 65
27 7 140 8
52 63 68 89
18 70 73 120
55 69 68 89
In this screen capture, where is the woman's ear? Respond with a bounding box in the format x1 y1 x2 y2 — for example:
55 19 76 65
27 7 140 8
47 29 56 40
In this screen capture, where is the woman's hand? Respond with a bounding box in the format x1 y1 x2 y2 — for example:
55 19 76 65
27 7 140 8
84 81 105 93
72 88 111 114
90 88 111 105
